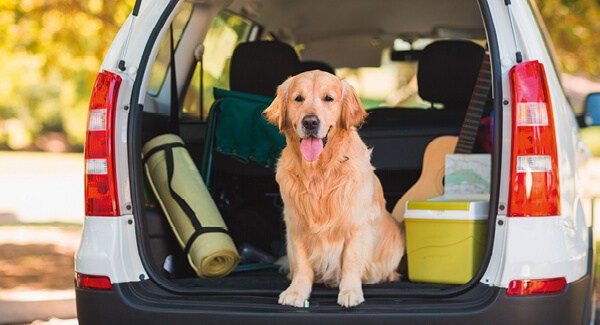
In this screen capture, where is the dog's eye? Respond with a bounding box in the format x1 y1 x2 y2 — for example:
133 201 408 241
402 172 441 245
324 95 334 102
294 95 304 102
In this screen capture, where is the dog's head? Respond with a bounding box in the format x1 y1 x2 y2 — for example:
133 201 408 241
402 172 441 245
264 70 367 162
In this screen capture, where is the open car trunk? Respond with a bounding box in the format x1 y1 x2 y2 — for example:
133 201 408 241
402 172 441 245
129 0 502 305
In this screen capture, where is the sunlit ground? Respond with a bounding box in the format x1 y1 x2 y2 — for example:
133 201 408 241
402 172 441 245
0 151 83 324
0 151 83 225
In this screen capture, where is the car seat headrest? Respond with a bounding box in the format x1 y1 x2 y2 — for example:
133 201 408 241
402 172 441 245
298 61 336 75
417 40 485 109
229 41 301 98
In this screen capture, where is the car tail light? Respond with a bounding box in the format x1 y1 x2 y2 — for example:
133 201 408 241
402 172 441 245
76 272 113 291
507 60 560 217
507 277 566 296
84 70 121 216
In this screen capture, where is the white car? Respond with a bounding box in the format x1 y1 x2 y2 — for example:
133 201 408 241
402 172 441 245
75 0 597 323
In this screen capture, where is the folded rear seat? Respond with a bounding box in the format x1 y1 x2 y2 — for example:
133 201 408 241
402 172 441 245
360 40 486 171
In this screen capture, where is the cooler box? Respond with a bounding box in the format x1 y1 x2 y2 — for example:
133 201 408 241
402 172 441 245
404 199 488 284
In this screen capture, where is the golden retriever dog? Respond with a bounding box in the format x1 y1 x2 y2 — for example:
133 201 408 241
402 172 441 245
264 70 405 308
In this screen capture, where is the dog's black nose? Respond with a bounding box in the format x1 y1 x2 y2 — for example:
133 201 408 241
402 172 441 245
302 115 319 131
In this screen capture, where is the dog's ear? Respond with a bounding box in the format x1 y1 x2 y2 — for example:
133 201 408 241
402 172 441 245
263 77 292 131
341 80 367 129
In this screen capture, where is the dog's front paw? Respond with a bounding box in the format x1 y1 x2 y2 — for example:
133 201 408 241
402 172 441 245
279 287 310 307
337 288 365 308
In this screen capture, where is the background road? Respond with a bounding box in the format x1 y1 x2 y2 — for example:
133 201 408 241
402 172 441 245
0 152 82 324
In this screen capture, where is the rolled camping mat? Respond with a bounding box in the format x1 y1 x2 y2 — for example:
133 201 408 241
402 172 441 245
142 134 240 277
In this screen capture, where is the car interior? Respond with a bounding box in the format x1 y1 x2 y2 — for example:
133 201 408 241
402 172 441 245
138 0 494 293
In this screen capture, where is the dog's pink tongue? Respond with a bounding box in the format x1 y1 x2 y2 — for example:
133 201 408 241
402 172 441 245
300 137 323 162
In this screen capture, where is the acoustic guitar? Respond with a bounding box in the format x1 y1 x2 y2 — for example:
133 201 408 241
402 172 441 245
391 55 491 223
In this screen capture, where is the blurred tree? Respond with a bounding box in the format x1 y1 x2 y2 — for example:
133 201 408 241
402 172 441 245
1 0 600 151
0 0 133 151
535 0 600 77
535 0 600 156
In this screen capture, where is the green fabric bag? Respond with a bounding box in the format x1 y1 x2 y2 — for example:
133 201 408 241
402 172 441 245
213 88 285 168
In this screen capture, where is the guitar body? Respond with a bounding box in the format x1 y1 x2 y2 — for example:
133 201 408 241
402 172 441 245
391 136 458 223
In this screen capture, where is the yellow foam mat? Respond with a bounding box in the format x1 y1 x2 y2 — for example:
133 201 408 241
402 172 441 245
143 134 240 277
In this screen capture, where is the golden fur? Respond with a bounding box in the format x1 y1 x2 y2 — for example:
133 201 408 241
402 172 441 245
264 70 405 308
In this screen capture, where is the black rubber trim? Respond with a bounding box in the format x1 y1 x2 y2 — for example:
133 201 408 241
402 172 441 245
169 24 180 134
582 225 596 324
75 276 592 325
127 0 180 292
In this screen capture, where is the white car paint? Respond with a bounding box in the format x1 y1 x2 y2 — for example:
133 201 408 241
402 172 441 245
480 0 590 287
75 216 147 283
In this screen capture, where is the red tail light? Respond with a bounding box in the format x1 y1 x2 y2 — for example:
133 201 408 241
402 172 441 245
507 277 566 296
84 70 121 216
76 272 113 291
507 61 560 217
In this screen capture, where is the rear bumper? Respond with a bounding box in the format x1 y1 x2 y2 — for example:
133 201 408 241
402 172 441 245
76 274 592 325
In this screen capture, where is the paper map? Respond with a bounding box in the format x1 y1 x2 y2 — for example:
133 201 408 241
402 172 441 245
444 154 491 197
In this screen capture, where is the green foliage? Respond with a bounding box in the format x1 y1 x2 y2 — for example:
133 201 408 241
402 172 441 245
0 0 133 151
534 0 600 77
1 1 600 151
535 0 600 156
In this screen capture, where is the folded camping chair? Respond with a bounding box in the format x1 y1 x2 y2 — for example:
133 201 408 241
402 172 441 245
200 40 301 188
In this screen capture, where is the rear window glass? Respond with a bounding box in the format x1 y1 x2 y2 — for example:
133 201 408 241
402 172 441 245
147 3 194 96
182 11 253 119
